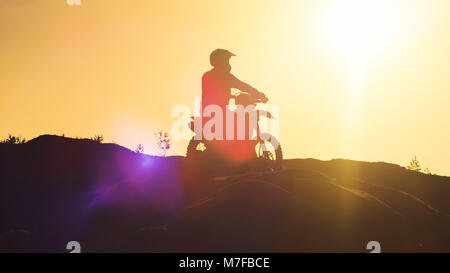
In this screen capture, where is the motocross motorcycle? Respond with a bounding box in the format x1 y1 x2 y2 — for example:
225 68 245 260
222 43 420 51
186 92 283 169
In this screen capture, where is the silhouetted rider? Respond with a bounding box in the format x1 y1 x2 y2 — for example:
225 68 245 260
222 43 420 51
202 49 267 115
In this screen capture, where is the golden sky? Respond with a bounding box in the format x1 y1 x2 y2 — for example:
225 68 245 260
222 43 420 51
1 0 449 175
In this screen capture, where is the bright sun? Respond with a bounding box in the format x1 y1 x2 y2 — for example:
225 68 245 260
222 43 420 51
323 0 403 95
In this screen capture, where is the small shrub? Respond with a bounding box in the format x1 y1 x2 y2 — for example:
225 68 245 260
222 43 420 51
155 129 171 157
407 155 434 175
134 144 144 154
0 134 26 144
92 135 104 143
423 167 432 175
406 155 421 172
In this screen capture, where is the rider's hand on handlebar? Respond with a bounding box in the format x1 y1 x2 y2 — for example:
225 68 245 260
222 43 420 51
257 91 268 103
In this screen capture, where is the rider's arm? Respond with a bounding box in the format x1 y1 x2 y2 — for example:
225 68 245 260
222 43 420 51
228 73 265 98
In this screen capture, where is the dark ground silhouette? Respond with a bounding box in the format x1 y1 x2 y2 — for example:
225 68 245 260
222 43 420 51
1 135 450 252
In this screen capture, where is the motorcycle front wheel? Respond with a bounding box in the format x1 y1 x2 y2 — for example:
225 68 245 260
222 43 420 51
255 135 283 170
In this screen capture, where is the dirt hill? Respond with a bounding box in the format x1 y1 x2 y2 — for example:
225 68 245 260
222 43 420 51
1 135 449 252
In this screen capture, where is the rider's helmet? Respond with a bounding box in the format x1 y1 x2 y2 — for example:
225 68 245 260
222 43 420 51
210 49 235 68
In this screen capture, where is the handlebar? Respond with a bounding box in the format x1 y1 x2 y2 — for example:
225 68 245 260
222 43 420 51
259 96 269 103
231 92 269 104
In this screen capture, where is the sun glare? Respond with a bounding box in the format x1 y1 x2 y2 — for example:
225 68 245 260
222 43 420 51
323 0 402 96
